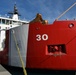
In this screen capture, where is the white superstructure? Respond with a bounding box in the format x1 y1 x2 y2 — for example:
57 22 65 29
0 4 29 67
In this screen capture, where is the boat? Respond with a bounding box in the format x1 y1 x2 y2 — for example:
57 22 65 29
0 4 29 68
1 2 76 71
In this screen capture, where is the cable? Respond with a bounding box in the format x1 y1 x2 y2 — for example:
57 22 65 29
56 2 76 20
12 29 27 75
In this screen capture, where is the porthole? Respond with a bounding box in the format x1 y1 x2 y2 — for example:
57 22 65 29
68 23 74 28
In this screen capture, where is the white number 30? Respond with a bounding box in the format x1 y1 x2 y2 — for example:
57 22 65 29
36 34 48 41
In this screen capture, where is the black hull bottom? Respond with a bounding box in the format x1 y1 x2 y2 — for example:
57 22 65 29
2 64 76 75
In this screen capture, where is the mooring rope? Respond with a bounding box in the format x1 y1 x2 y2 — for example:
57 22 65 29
12 29 27 75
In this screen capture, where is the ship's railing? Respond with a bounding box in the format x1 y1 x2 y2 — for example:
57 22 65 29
0 16 28 26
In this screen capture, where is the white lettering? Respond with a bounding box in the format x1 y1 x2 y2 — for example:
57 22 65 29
36 34 48 41
42 34 48 41
36 34 41 41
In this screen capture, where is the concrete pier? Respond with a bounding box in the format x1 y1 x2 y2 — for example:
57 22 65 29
0 64 11 75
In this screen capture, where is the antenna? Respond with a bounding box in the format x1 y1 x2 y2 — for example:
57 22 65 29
8 4 21 16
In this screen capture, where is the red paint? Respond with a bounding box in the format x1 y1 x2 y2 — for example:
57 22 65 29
26 20 76 70
0 31 9 65
1 20 76 70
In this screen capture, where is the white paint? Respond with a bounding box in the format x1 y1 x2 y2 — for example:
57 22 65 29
9 24 29 67
36 34 48 41
42 34 48 41
36 34 41 41
0 24 21 51
0 27 6 51
12 14 18 20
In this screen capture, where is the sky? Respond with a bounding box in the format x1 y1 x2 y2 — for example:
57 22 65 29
0 0 76 23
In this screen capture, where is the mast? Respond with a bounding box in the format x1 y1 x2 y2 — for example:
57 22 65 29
8 4 21 20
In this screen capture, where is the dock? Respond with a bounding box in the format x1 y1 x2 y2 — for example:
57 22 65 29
0 64 11 75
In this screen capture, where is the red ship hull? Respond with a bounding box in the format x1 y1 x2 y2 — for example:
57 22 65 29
26 21 76 70
1 20 76 70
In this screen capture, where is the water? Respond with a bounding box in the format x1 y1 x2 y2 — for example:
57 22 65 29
2 65 75 75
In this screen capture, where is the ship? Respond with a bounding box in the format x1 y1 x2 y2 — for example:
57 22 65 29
1 2 76 73
0 4 29 75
